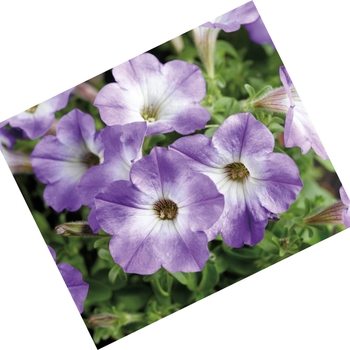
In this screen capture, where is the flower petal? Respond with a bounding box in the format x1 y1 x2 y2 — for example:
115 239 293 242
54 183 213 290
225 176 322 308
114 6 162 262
109 219 209 274
57 262 89 314
202 1 259 32
213 113 275 162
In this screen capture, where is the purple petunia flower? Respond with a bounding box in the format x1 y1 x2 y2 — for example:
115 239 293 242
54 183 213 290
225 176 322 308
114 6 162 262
0 121 15 149
9 87 74 140
94 147 224 275
280 66 328 160
94 53 210 136
78 122 147 232
339 186 350 228
193 1 259 78
1 122 33 174
201 1 259 32
251 66 328 160
48 245 89 314
244 16 274 48
30 109 103 212
170 112 303 248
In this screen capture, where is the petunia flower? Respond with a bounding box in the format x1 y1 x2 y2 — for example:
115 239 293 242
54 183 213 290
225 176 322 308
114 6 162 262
339 186 350 228
0 121 15 149
201 1 259 32
193 1 259 78
244 16 274 48
94 147 225 275
48 245 89 314
30 108 103 212
251 66 328 160
78 122 147 232
1 146 33 174
170 112 303 248
94 53 210 136
0 122 33 174
280 66 328 160
9 87 74 140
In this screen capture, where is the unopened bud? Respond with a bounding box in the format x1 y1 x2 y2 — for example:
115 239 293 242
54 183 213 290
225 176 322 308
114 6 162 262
304 201 346 225
55 221 94 236
0 147 33 174
251 86 289 114
88 313 120 327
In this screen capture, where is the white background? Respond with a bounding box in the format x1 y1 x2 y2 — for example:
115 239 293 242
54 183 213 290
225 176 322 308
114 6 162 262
1 1 349 349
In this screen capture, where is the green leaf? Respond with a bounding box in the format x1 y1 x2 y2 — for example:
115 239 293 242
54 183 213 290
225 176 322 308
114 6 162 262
215 40 240 60
268 122 284 133
93 236 111 249
315 156 335 172
204 127 217 138
108 264 121 284
98 248 114 262
85 280 113 304
171 272 189 285
198 262 219 292
257 230 279 254
304 197 311 216
270 116 284 125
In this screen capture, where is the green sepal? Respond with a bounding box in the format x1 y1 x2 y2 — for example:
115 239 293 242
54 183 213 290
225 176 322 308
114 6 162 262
244 84 256 99
254 85 273 100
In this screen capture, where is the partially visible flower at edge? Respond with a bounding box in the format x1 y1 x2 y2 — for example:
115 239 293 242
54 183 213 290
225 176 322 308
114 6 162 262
170 112 303 248
30 108 104 212
304 186 350 228
94 53 210 136
340 186 350 228
0 122 32 174
280 66 328 160
250 66 328 160
0 146 33 174
48 245 89 314
9 87 74 140
193 1 259 78
244 16 274 48
201 1 259 32
304 201 346 226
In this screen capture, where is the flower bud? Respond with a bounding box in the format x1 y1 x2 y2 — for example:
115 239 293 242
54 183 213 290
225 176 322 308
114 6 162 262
0 147 33 174
55 221 94 236
304 202 346 225
88 313 120 327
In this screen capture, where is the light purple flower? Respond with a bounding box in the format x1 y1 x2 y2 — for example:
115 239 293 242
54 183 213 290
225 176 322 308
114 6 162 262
9 87 74 140
251 66 328 160
1 146 32 174
78 122 147 232
0 123 15 149
194 1 260 78
94 147 224 275
94 53 210 136
170 113 303 248
280 66 328 160
48 245 89 314
244 16 274 48
31 109 103 212
201 1 259 32
340 186 350 228
1 122 32 174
